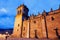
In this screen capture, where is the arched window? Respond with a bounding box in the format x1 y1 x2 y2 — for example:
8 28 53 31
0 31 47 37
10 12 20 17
20 10 21 13
18 10 21 14
51 17 54 21
18 11 19 14
34 21 36 23
18 24 20 27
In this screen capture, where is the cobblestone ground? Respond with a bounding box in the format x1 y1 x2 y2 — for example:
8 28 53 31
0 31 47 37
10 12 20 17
0 38 59 40
7 38 51 40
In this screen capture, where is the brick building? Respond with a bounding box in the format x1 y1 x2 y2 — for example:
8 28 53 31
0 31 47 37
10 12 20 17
11 4 60 39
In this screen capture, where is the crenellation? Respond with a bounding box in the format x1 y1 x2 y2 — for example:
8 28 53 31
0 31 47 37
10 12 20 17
58 4 60 10
29 14 35 19
50 8 53 12
36 13 42 18
42 10 47 16
11 4 60 39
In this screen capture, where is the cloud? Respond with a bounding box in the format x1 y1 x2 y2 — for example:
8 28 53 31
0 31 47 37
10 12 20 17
0 8 8 13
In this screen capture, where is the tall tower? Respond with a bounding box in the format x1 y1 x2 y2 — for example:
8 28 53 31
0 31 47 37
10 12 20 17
12 4 29 38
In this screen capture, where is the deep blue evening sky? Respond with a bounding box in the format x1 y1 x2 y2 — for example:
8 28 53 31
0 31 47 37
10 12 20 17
0 0 60 29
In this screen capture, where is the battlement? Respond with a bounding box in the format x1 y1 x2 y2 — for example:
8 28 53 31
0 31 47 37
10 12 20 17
12 4 60 39
28 6 60 20
16 4 60 20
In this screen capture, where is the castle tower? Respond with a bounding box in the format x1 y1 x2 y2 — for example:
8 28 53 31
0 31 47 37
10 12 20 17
12 4 29 38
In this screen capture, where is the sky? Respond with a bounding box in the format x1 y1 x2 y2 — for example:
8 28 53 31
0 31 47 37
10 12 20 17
0 0 60 29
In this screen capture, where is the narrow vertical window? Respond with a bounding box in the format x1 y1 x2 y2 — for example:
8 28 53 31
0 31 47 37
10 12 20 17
51 17 54 21
18 11 19 14
18 24 20 27
20 10 21 13
23 27 25 30
17 29 19 31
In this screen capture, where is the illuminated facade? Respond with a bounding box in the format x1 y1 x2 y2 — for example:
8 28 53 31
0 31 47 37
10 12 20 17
12 4 60 39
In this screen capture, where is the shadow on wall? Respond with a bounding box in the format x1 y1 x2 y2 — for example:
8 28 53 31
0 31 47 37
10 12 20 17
54 27 60 39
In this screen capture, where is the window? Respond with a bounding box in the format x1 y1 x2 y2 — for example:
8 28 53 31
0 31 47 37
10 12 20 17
18 24 20 27
20 10 21 13
51 17 54 21
18 11 19 14
18 10 21 14
23 27 25 30
17 29 19 31
34 21 36 23
24 8 26 11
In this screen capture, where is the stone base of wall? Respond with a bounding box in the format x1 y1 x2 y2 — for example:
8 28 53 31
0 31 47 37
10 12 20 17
0 38 59 40
7 38 59 40
0 38 5 40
